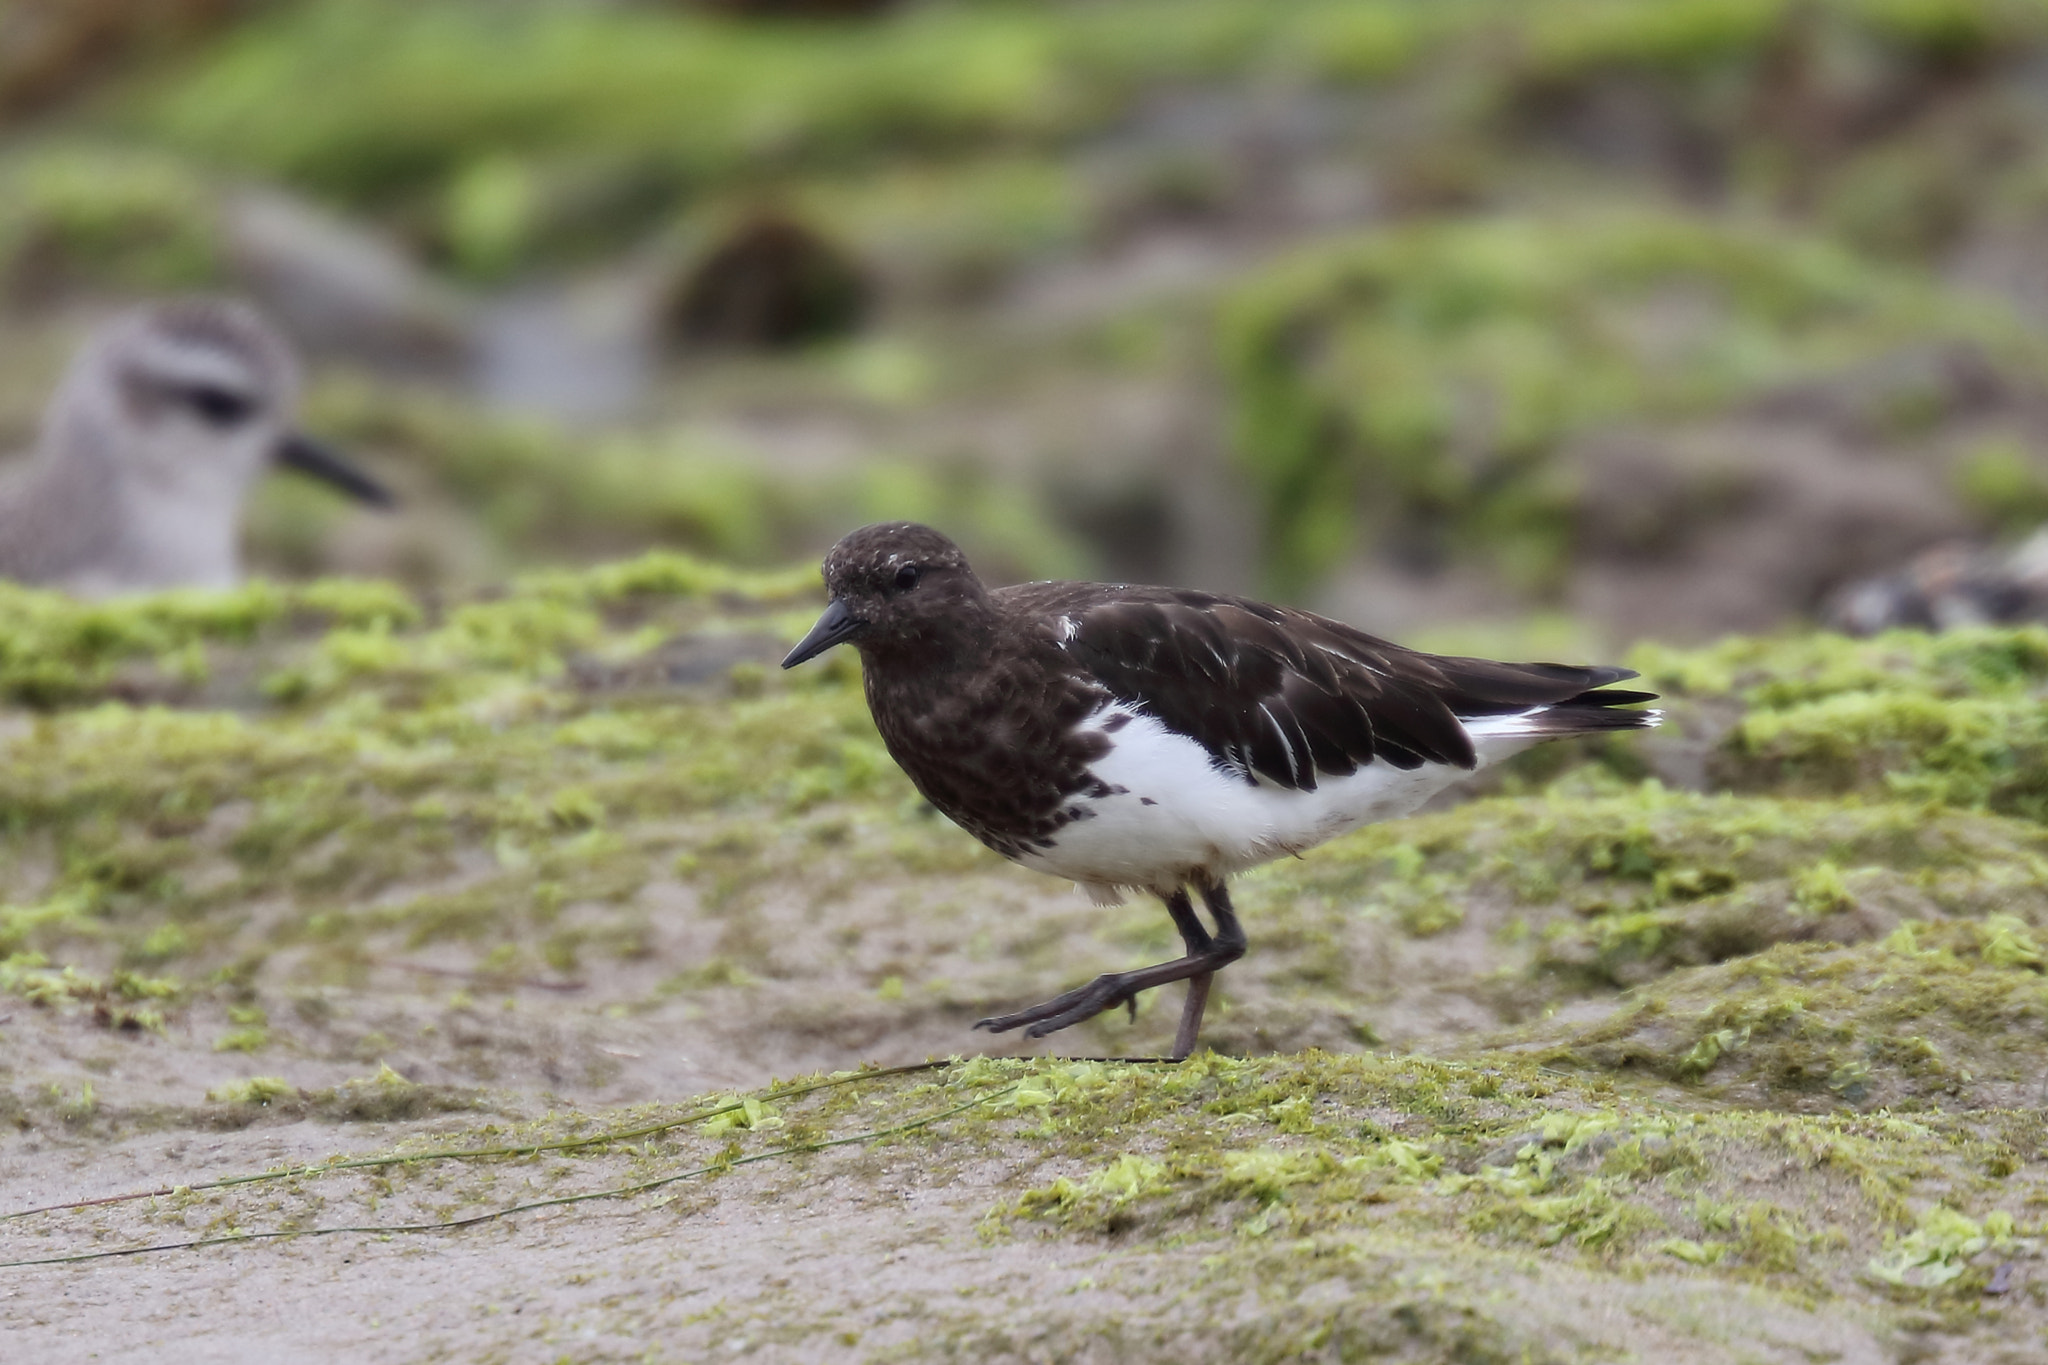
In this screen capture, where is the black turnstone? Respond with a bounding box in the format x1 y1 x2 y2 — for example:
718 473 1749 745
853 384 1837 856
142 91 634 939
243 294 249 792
783 522 1659 1060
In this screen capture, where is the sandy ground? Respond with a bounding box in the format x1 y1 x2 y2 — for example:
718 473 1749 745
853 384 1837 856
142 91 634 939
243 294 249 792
0 1056 1913 1365
4 746 2045 1362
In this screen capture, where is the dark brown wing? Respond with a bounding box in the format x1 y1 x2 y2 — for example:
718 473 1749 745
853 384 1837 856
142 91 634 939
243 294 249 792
1000 582 1654 792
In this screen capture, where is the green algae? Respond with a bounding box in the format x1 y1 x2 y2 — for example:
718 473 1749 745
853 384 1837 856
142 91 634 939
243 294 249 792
2 579 2047 1362
119 0 1445 257
1254 781 2048 945
0 555 920 1014
9 1050 2042 1354
1221 210 2043 593
89 0 2048 280
0 144 221 294
0 548 804 709
963 1051 2038 1318
12 576 2048 1081
204 1075 295 1106
1509 919 2048 1112
0 954 178 1032
296 378 1086 585
1637 626 2048 817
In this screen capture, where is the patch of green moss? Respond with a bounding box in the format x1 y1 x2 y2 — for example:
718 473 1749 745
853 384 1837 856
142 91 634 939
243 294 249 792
966 1051 2027 1317
0 548 802 709
1511 921 2048 1111
204 1075 296 1106
15 1052 2041 1353
0 145 221 294
0 554 1019 1027
96 0 2048 282
804 156 1088 303
1954 436 2048 532
308 1063 483 1123
0 953 179 1032
1638 626 2048 819
296 379 1086 585
1255 779 2048 962
1221 211 2042 593
13 580 2048 1067
119 0 1444 267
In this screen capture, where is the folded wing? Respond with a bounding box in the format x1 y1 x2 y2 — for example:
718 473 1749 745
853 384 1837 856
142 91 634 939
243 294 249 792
1010 584 1655 793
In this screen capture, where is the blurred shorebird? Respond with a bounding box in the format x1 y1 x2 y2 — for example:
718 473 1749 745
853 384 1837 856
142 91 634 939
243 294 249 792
1824 531 2048 636
0 300 392 596
784 522 1660 1060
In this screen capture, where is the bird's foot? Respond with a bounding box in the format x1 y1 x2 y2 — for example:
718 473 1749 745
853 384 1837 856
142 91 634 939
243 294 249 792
975 972 1143 1040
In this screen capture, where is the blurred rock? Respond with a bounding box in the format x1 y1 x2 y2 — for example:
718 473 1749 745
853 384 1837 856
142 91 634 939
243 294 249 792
1564 420 1970 642
1823 532 2048 636
222 190 475 377
476 270 659 423
663 213 871 351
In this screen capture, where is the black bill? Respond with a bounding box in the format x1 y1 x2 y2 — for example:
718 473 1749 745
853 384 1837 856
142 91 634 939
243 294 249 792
782 598 864 668
274 433 395 507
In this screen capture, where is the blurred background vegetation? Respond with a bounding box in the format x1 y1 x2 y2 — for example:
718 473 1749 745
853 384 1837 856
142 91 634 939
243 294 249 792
8 0 2048 649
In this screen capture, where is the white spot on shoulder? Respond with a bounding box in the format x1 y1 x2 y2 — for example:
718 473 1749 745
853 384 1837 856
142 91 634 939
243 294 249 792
1058 615 1078 644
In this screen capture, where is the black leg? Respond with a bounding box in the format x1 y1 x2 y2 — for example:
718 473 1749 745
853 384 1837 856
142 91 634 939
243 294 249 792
1173 974 1213 1061
1172 881 1245 1059
976 880 1247 1060
1163 887 1212 954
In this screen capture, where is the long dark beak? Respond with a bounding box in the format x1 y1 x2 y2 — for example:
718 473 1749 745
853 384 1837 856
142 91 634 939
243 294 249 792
274 433 395 508
782 598 864 668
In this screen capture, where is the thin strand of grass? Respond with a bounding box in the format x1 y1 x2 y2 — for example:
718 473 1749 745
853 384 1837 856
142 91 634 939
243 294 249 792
0 1081 1015 1270
0 1059 950 1222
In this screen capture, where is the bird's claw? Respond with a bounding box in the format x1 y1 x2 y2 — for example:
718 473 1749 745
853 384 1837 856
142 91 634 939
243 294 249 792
975 973 1138 1039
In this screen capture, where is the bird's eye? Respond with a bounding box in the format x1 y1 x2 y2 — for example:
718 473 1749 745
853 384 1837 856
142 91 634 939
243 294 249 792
893 564 922 593
183 385 255 427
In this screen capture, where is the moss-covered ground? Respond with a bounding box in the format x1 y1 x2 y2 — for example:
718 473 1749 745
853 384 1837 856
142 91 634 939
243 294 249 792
0 571 2043 1359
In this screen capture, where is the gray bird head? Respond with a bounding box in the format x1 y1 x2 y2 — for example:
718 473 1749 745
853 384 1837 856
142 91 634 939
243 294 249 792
42 299 390 511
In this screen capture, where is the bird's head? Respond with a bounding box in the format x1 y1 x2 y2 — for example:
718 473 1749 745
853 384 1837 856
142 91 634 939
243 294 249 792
782 521 990 667
46 299 392 509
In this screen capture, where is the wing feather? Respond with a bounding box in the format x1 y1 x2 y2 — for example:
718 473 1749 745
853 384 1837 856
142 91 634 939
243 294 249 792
1003 582 1653 792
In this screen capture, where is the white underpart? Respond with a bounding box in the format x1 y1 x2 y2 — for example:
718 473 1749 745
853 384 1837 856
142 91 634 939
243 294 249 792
1016 703 1659 905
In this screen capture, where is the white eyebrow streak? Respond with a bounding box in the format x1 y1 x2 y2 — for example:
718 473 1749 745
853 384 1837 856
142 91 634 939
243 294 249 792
135 339 258 395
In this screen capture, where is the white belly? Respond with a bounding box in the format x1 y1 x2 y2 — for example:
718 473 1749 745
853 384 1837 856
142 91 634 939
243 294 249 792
1013 705 1541 902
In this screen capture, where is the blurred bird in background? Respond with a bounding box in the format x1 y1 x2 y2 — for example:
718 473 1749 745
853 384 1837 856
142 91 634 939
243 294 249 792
1825 532 2048 637
0 299 391 596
